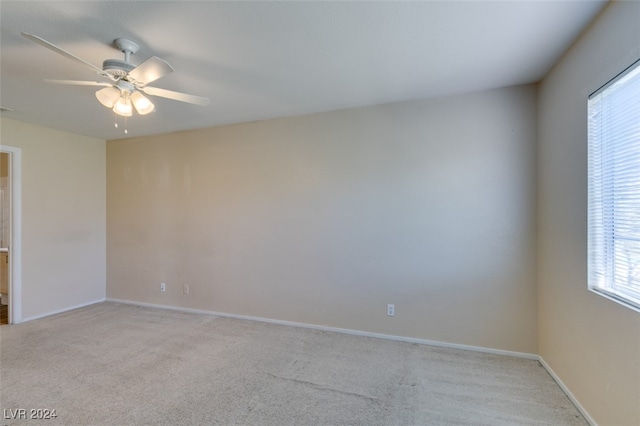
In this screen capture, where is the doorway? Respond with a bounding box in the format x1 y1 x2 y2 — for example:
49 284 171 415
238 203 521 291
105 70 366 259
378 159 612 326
0 146 22 324
1 152 9 324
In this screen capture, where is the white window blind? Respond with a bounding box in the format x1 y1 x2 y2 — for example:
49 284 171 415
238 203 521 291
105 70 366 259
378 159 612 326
588 59 640 312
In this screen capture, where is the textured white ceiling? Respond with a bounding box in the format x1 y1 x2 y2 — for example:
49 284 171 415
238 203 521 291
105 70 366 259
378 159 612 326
0 1 607 141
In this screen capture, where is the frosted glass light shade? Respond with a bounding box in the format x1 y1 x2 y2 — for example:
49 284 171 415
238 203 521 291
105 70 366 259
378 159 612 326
131 91 155 115
113 95 133 117
95 87 121 108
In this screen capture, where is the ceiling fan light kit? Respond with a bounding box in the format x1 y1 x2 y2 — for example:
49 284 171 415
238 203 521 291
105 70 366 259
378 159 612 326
130 91 155 115
21 33 210 130
113 93 133 117
95 86 121 108
96 84 154 116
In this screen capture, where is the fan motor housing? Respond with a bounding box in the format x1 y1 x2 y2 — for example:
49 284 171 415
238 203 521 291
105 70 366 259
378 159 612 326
103 59 135 78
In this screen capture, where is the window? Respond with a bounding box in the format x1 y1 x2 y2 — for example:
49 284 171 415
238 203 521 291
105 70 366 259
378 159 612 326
588 59 640 312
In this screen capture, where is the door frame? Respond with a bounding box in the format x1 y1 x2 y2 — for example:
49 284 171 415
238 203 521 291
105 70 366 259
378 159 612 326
0 145 22 324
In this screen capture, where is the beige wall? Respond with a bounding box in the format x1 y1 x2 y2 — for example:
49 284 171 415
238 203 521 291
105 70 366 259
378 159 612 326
0 118 106 319
538 1 640 425
108 84 538 353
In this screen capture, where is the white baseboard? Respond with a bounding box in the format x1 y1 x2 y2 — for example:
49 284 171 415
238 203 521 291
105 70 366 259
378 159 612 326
537 356 597 426
19 298 106 323
106 298 538 360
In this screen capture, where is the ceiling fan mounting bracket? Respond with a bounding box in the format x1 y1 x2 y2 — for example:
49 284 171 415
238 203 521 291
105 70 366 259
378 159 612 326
114 38 139 55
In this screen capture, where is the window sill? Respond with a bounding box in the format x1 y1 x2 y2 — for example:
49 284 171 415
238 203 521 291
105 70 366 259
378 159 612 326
588 287 640 313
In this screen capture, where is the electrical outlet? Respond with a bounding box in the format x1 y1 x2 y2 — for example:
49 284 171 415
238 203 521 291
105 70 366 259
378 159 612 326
387 304 395 316
183 284 189 295
160 282 166 292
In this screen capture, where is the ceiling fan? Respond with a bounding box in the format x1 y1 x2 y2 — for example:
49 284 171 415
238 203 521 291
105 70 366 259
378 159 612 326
22 33 210 119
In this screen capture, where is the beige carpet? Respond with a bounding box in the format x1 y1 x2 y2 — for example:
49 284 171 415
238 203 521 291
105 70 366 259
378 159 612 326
0 302 586 425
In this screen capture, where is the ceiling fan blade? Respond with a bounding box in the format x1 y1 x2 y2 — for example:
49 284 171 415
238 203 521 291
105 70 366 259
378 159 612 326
128 56 173 85
141 86 210 106
44 79 113 87
22 33 109 78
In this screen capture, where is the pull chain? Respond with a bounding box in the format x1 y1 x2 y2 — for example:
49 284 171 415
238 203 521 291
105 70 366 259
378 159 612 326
113 113 128 134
